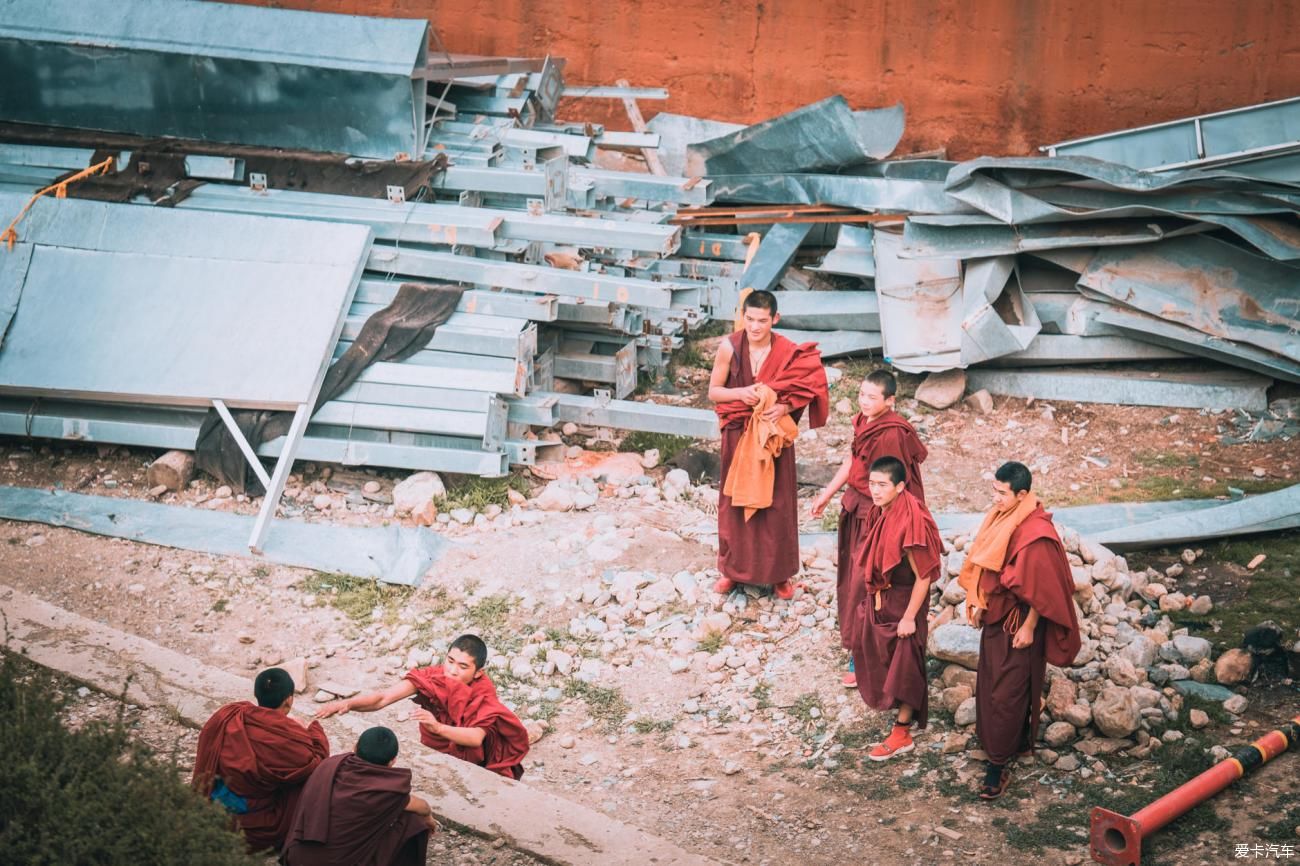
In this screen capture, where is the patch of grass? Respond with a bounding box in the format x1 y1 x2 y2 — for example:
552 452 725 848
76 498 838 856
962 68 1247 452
1134 450 1201 470
563 680 629 732
632 718 675 735
996 742 1230 863
698 632 725 654
788 692 825 727
1180 692 1233 725
1200 529 1300 652
752 682 772 710
440 475 530 512
298 572 414 625
835 776 893 800
618 431 695 463
671 343 711 372
209 598 228 613
532 700 560 723
466 594 514 634
251 565 270 578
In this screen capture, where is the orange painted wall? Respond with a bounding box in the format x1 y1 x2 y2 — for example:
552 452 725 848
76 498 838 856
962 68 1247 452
239 0 1300 159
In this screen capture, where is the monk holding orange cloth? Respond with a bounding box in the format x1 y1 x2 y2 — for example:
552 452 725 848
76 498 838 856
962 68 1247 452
709 289 828 600
959 461 1081 800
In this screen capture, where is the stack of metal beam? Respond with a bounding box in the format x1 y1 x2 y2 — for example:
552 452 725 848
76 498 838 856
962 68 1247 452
0 0 731 479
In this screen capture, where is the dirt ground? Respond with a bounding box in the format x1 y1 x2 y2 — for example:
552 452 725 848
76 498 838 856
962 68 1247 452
2 363 1299 866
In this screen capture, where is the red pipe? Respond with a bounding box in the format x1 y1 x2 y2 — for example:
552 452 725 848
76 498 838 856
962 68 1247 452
1090 714 1300 866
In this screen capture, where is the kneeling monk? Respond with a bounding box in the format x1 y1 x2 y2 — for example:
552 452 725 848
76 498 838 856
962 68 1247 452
959 461 1081 800
317 634 529 780
850 456 941 761
282 726 436 866
192 667 330 852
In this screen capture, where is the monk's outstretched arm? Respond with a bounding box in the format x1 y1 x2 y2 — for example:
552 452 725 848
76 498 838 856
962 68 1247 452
316 680 416 718
810 456 853 516
415 716 487 749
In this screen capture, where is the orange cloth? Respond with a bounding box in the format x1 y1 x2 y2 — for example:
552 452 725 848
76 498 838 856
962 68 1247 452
957 492 1040 617
722 383 799 521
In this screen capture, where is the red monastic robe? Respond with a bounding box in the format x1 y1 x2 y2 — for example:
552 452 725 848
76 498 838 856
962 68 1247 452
403 666 530 779
191 702 330 852
716 331 828 586
282 753 429 866
850 490 942 727
836 410 928 648
974 505 1082 764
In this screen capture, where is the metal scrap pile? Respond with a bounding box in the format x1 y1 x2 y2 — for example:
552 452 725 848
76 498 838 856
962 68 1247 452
655 93 1300 413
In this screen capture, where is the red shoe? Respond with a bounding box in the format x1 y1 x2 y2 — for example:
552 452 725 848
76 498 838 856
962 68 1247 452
774 581 795 600
868 726 914 762
713 577 735 594
840 671 857 688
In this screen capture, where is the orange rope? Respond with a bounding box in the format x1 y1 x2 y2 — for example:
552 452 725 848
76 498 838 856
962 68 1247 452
1 156 116 251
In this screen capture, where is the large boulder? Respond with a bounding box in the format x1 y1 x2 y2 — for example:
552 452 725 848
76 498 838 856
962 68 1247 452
393 471 445 517
1171 635 1213 665
1118 635 1158 669
1092 687 1141 738
915 369 967 410
927 622 981 669
1045 677 1078 718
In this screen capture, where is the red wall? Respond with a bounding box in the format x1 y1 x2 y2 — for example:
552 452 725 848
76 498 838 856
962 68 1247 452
238 0 1300 159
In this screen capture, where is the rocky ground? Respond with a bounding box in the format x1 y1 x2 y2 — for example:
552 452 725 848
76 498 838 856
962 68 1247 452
3 363 1299 866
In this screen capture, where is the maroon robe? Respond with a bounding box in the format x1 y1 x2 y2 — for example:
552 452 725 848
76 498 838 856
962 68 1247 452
974 505 1082 764
850 490 941 728
404 665 530 779
282 753 429 866
716 331 829 586
192 702 330 852
836 410 928 648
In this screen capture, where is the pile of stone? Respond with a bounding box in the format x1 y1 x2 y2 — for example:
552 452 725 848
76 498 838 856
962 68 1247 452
926 527 1250 768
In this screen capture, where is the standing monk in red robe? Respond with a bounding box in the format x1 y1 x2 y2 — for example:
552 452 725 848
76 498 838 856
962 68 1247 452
959 461 1082 800
317 634 529 780
709 289 829 599
847 457 941 761
282 726 436 866
192 667 330 853
810 369 928 687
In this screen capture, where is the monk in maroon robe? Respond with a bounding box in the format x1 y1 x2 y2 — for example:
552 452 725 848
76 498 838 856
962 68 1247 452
192 668 330 853
960 461 1081 799
282 726 435 866
709 289 829 598
846 457 941 761
317 634 529 780
811 369 928 686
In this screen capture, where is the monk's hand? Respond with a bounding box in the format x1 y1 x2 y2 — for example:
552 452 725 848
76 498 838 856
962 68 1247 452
1012 623 1034 649
761 401 790 421
411 708 440 733
968 607 984 628
896 618 917 639
809 492 829 518
738 385 762 406
423 814 440 833
315 700 349 719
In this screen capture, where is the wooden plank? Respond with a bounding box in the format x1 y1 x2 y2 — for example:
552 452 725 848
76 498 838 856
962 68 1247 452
615 78 667 176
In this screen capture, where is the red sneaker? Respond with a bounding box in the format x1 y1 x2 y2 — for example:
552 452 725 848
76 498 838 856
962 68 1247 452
774 581 795 600
713 577 735 594
840 671 857 688
868 726 914 762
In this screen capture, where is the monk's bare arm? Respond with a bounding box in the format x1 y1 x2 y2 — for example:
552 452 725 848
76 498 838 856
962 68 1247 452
316 680 416 718
425 722 487 748
707 341 757 405
405 795 440 832
897 552 932 638
810 457 853 516
1012 605 1041 649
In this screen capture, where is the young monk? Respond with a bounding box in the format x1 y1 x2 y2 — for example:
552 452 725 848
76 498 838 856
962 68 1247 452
317 634 529 780
810 369 928 687
959 461 1081 800
848 456 942 760
282 726 436 866
709 289 829 600
192 667 330 853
